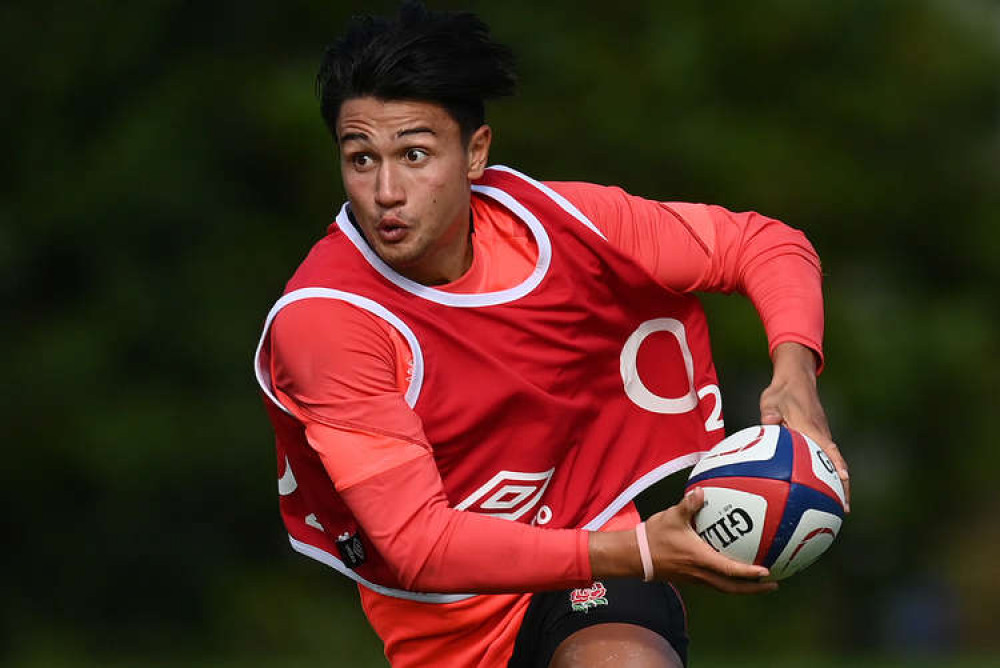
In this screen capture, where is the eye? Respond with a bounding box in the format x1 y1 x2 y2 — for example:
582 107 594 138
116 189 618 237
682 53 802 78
350 153 373 170
404 148 429 163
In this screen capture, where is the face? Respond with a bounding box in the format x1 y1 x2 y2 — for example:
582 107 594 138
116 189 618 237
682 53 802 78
337 97 492 285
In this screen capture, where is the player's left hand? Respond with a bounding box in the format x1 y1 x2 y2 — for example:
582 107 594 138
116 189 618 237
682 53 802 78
759 342 850 512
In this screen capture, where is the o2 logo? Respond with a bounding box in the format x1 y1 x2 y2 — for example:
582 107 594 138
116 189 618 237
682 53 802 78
619 318 723 432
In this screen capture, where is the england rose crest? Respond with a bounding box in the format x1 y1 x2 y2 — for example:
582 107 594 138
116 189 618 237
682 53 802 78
570 581 608 612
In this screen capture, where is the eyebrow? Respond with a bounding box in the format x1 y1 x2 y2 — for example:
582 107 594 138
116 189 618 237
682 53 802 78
339 126 437 144
339 131 368 144
397 126 435 138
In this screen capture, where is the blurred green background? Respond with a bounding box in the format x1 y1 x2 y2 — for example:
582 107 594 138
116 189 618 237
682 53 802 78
4 0 998 666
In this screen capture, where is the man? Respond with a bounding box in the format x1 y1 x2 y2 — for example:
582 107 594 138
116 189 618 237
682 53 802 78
253 2 849 667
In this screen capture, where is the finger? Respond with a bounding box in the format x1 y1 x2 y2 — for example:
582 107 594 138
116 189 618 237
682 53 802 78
821 441 847 479
710 552 771 581
695 570 780 595
816 439 850 513
834 455 851 513
690 538 770 581
841 472 851 513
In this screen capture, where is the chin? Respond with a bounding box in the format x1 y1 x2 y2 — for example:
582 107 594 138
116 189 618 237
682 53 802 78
379 246 421 271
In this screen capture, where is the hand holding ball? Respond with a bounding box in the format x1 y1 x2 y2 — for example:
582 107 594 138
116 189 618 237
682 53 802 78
685 425 846 581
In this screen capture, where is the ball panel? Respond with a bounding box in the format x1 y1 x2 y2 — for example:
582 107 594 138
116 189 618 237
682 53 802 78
761 483 845 568
788 430 846 507
687 478 789 567
689 486 767 566
765 509 843 580
809 438 846 507
687 425 793 485
688 426 774 477
790 429 817 486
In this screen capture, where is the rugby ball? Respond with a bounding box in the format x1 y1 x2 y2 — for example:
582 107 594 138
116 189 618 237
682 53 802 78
685 425 846 581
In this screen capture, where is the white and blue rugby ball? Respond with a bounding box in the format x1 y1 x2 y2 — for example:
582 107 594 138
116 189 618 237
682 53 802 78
685 425 846 581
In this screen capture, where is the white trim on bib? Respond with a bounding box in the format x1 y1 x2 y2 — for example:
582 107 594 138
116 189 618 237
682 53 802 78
488 165 608 241
288 537 475 603
253 287 425 415
334 182 551 308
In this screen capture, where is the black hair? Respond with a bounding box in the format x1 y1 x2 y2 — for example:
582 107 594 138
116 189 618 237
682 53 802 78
316 0 516 143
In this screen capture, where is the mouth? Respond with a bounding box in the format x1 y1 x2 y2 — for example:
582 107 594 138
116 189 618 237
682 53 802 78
376 216 409 243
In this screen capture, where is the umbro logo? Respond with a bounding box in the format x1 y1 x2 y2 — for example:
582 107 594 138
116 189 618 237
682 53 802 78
455 468 554 521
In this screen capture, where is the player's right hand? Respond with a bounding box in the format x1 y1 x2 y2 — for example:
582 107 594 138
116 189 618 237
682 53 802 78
644 488 779 594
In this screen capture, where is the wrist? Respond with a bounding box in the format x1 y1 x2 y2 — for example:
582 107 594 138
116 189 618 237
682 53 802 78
587 529 642 579
771 342 819 380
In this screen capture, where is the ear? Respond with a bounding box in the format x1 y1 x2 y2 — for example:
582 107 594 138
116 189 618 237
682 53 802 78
466 125 493 180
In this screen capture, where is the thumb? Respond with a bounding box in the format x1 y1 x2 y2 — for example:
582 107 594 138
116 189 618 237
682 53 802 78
759 386 783 425
760 404 783 425
680 486 705 520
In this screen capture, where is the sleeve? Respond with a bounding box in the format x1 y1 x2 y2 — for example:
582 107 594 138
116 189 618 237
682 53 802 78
547 181 825 368
269 298 591 592
270 298 430 488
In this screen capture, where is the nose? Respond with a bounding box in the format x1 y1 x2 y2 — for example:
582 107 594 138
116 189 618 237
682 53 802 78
374 163 405 209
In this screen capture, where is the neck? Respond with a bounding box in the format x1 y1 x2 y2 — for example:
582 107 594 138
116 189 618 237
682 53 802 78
404 237 474 286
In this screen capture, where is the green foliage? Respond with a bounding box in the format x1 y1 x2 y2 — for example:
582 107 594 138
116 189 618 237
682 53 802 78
3 0 998 664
